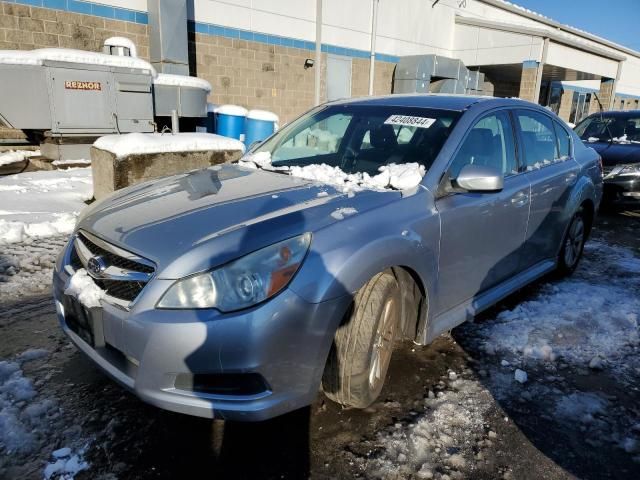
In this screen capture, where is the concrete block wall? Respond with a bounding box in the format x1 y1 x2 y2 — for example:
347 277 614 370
0 2 148 57
191 33 394 124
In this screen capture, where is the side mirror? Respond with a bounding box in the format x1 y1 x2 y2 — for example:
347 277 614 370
454 164 504 192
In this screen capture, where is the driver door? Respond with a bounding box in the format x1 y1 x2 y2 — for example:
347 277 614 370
434 110 531 315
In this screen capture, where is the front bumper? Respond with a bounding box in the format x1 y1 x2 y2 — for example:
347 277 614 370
603 175 640 205
53 240 350 421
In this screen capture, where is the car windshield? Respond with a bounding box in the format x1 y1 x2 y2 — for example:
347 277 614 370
252 105 460 177
575 114 640 143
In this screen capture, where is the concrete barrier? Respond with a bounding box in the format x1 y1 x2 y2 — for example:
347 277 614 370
90 147 244 200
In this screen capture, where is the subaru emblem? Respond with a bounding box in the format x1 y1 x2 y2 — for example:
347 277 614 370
87 256 106 276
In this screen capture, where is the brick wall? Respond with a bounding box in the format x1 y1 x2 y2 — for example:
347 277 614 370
191 32 395 124
518 65 539 102
0 2 148 57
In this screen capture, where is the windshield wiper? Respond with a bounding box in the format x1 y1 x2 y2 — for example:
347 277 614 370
593 93 614 144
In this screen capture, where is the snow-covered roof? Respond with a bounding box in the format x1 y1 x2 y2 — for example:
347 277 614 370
93 132 245 159
0 48 156 74
153 73 212 92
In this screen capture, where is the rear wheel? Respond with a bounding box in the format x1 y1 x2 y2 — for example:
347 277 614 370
322 270 401 408
556 208 586 276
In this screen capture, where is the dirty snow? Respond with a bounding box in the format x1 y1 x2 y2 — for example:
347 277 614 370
239 152 426 192
0 168 92 244
0 150 40 167
477 241 640 373
64 269 105 309
0 348 90 480
94 132 245 159
367 377 492 479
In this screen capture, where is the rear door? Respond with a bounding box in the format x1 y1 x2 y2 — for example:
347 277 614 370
514 109 580 268
435 109 530 314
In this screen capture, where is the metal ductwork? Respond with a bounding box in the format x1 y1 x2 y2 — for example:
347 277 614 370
393 54 485 95
148 0 189 75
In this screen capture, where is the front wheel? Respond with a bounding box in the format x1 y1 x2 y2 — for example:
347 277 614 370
322 270 401 408
556 208 586 276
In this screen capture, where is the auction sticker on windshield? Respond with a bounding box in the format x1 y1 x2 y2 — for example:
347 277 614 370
384 115 436 129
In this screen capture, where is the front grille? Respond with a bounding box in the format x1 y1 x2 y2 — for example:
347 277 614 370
70 232 155 305
78 232 154 274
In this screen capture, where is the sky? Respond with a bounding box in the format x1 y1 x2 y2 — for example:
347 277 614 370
508 0 640 51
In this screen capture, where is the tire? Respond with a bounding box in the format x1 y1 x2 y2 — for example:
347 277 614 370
556 208 587 277
322 270 401 408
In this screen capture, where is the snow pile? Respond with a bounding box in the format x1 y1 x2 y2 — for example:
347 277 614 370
0 168 92 244
153 73 212 92
64 269 105 308
367 378 491 478
43 446 89 480
612 134 640 144
239 152 426 192
477 241 640 374
555 392 608 424
0 149 40 167
587 137 600 143
0 350 56 458
0 48 155 75
94 132 245 159
331 207 358 220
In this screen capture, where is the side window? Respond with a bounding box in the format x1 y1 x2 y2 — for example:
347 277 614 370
516 110 560 170
273 113 351 161
553 121 572 160
449 111 517 178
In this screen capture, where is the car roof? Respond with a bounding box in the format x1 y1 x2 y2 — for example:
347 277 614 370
589 110 640 118
326 94 539 112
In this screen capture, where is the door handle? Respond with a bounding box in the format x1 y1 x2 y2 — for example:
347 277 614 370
565 173 577 185
511 191 529 207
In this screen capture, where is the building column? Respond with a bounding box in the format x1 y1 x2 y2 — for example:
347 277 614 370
557 89 574 122
519 60 542 103
597 78 616 111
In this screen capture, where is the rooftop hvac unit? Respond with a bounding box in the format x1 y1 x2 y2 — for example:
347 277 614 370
0 38 210 160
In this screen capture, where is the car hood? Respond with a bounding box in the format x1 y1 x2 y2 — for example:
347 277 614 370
586 141 640 166
78 164 399 278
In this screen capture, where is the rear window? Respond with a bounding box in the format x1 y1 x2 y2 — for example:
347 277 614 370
553 121 572 159
256 105 461 177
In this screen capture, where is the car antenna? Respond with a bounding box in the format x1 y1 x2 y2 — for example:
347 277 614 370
593 93 614 144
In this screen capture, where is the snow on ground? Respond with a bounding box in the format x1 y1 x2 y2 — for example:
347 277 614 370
0 150 40 167
239 152 426 192
477 241 640 378
93 132 245 159
0 348 90 479
0 168 92 244
366 377 492 479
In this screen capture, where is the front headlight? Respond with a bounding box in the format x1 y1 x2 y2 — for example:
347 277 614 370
617 163 640 176
157 233 312 311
